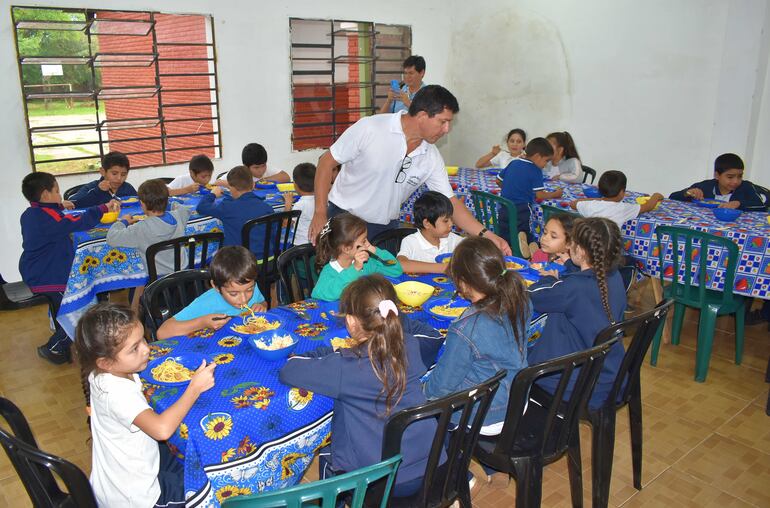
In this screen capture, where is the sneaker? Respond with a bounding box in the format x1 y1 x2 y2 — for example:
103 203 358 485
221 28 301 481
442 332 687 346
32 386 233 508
37 344 70 365
518 232 531 259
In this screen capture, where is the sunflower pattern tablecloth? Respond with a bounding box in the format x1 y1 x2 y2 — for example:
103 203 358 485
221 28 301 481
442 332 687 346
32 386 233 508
57 191 289 338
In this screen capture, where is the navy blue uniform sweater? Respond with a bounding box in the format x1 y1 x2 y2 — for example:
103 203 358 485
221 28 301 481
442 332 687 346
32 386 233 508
669 179 767 212
279 317 444 489
19 202 107 292
196 192 274 253
527 268 627 409
69 179 137 208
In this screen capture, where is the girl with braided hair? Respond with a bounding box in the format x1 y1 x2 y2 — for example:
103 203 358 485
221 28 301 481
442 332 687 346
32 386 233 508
527 217 627 409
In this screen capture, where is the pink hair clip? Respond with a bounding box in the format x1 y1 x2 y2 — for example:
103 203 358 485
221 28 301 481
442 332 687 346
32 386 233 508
378 299 398 318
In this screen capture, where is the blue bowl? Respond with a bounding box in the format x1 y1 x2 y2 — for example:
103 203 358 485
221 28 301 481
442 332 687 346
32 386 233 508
694 199 721 209
248 328 299 361
712 208 742 222
582 185 602 198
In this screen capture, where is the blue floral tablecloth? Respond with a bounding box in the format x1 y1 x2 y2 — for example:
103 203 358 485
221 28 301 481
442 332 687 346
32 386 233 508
58 191 289 338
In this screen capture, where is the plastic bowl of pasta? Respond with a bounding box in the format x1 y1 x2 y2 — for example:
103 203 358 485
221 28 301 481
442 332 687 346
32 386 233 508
248 328 298 361
394 281 435 308
446 166 459 176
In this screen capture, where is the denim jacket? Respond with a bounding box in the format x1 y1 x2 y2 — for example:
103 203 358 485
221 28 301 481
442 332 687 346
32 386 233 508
423 304 530 426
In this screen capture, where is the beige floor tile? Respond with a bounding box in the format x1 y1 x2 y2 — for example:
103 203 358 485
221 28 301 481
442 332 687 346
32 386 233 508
621 468 755 507
673 434 770 507
716 404 770 456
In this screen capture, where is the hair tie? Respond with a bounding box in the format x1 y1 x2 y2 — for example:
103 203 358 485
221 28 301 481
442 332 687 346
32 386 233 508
499 269 507 278
319 219 332 238
378 299 399 318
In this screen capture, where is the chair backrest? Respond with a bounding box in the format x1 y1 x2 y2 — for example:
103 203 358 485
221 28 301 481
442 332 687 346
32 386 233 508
145 232 224 284
753 183 770 211
540 204 580 227
592 299 673 410
0 398 98 508
494 341 614 462
63 184 85 201
216 170 228 180
371 227 417 257
470 190 523 257
142 269 212 341
277 243 320 304
582 165 597 184
158 177 175 184
242 210 301 302
654 225 740 308
381 370 507 506
223 455 401 508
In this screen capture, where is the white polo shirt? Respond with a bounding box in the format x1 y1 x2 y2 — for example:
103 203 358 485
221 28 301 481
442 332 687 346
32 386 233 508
576 200 641 228
397 230 464 262
328 112 454 224
89 372 160 507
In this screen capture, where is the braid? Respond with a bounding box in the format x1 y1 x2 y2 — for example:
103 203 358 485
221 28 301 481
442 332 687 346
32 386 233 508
586 230 614 324
573 218 623 325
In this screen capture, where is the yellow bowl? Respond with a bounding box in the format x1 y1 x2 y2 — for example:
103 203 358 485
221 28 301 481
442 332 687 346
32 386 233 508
276 183 296 192
100 212 118 224
393 281 435 308
635 196 661 210
446 166 459 176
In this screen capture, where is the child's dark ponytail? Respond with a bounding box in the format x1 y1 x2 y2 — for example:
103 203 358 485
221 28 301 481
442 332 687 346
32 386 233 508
315 213 368 268
340 275 406 416
448 237 529 354
570 218 623 324
74 303 139 407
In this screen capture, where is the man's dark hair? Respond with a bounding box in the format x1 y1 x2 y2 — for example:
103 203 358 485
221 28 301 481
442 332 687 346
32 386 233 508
137 179 169 212
408 85 459 117
102 151 130 171
227 165 254 191
293 163 316 193
714 153 744 174
210 245 258 288
22 172 56 202
413 191 454 229
403 55 425 73
242 143 268 167
598 170 627 199
524 138 554 158
189 154 214 175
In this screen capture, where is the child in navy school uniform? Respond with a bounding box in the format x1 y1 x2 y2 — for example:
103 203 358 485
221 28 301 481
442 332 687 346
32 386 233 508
527 217 627 409
497 137 564 258
69 152 137 208
669 153 767 212
280 275 444 498
19 172 119 364
196 165 274 254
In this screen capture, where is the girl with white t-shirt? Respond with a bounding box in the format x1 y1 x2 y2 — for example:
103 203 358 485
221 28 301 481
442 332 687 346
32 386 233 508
75 303 216 507
475 128 527 169
544 131 583 183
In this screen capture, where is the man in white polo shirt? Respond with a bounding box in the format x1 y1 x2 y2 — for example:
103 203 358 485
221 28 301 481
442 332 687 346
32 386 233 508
308 85 511 255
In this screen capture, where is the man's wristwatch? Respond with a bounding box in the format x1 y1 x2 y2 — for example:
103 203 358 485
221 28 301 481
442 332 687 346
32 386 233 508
478 227 488 237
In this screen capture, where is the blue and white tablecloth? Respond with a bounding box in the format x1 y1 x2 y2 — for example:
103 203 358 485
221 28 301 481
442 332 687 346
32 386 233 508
58 190 289 338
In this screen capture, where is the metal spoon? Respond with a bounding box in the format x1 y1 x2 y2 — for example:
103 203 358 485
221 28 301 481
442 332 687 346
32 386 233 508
367 251 398 266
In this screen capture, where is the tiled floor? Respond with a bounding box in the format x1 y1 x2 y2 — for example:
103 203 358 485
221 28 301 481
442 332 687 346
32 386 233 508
0 281 768 507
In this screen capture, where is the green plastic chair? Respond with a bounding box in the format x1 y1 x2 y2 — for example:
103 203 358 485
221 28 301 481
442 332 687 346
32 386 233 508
649 226 745 382
221 454 402 508
470 190 523 257
540 204 580 226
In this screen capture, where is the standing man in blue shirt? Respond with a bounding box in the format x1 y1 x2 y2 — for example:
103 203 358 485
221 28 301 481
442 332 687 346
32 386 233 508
379 55 427 114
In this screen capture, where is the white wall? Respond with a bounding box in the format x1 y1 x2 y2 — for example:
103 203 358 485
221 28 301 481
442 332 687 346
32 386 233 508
443 0 770 194
0 0 452 279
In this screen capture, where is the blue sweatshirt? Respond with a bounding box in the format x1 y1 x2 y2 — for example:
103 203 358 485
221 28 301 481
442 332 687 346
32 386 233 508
527 268 627 409
196 192 274 252
69 179 137 208
19 202 107 292
279 317 444 490
669 179 767 212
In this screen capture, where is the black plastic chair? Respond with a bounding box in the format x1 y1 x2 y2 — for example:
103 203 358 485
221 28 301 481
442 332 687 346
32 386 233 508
582 165 597 184
371 227 417 257
142 269 212 341
584 300 673 508
379 370 507 508
0 275 48 310
242 210 301 307
0 397 98 507
216 170 228 180
277 243 320 304
473 341 615 508
63 184 85 201
145 232 224 284
158 177 175 184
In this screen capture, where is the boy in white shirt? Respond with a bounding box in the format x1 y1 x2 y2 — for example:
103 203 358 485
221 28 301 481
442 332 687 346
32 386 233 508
167 154 214 196
397 191 464 273
284 162 316 245
570 170 663 228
